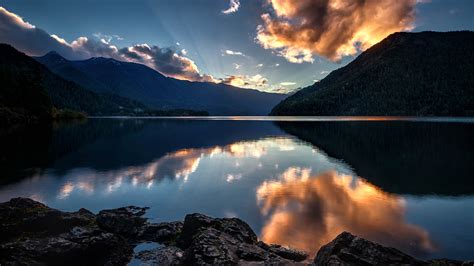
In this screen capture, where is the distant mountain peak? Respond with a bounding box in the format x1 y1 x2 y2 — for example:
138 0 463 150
40 51 67 64
45 50 61 56
88 57 121 65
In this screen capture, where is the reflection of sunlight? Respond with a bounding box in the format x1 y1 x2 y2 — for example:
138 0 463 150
54 138 304 199
257 169 435 257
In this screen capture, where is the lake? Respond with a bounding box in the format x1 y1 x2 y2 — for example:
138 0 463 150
0 117 473 260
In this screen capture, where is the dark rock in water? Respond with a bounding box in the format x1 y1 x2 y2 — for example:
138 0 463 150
314 232 425 265
135 246 184 265
3 198 470 265
266 244 309 262
179 214 307 265
0 198 132 265
97 206 149 238
178 213 258 249
178 213 215 248
427 259 474 266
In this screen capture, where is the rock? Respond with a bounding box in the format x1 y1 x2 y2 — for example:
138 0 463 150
213 217 258 245
178 213 257 249
141 221 183 243
182 227 239 264
427 259 474 266
266 244 308 262
0 198 132 265
314 232 425 266
178 213 215 248
179 215 301 265
97 206 149 238
135 246 184 265
10 198 471 266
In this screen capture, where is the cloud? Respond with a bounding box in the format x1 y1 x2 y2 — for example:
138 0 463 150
222 0 241 14
224 49 245 56
257 169 435 257
119 44 216 82
0 7 84 59
221 74 268 89
256 0 418 62
221 74 293 93
0 7 215 82
280 82 296 86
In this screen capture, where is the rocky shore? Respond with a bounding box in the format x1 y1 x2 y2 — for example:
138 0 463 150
0 198 472 265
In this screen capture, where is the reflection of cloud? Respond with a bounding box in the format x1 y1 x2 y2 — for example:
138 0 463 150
222 0 241 14
256 0 417 62
226 174 242 183
227 142 267 158
257 169 435 257
58 180 94 199
54 138 306 199
54 139 286 198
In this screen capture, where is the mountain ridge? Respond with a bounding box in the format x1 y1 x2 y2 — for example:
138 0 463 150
271 31 474 116
0 43 178 125
36 52 286 115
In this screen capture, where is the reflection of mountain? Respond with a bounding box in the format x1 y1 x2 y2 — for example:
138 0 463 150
277 121 474 195
257 169 434 258
1 138 301 202
0 120 145 185
1 119 285 184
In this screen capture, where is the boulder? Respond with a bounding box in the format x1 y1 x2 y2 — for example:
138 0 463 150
97 206 149 238
179 214 306 265
178 213 257 248
314 232 425 266
141 221 183 243
0 198 132 265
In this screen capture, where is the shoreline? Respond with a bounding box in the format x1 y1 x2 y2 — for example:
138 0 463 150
1 198 472 265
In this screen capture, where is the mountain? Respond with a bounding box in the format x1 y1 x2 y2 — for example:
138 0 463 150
0 44 52 125
0 43 154 125
36 52 286 115
271 31 474 116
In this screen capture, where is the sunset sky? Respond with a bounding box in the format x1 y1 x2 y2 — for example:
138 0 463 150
1 0 473 93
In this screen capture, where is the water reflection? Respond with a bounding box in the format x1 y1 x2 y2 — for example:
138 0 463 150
257 169 434 257
0 119 473 260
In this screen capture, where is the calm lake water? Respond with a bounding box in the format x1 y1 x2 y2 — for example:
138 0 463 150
1 117 473 260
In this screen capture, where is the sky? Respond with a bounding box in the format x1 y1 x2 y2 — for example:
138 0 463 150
0 0 473 93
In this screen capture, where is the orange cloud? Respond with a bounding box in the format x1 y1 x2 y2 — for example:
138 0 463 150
256 0 417 62
257 168 435 257
221 74 268 89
